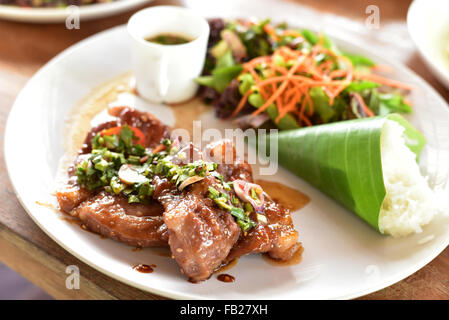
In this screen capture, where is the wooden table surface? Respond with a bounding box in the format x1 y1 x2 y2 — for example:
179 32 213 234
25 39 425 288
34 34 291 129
0 0 448 300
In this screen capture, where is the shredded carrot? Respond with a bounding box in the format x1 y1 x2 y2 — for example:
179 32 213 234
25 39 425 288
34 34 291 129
243 56 271 69
329 69 348 79
271 64 288 75
282 30 304 39
371 64 394 73
263 24 279 41
152 144 166 153
277 46 299 59
313 45 337 58
263 24 274 34
231 89 252 117
326 55 353 102
318 60 333 73
352 92 375 117
245 66 269 99
302 116 313 126
302 88 314 116
354 72 413 90
283 85 298 105
252 56 306 116
257 77 349 88
317 33 326 47
230 32 412 127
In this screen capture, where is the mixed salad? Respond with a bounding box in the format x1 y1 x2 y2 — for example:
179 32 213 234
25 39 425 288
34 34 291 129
197 19 413 130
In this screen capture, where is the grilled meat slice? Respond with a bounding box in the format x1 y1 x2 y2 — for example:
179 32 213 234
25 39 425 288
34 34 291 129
225 224 272 261
153 175 240 282
57 107 171 246
205 140 300 262
57 177 93 214
225 197 299 262
108 106 170 148
80 120 120 154
56 154 94 213
204 139 253 182
263 200 300 260
71 191 168 247
80 106 170 154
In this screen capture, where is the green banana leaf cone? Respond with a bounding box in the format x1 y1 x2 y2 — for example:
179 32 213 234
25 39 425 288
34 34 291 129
259 114 426 233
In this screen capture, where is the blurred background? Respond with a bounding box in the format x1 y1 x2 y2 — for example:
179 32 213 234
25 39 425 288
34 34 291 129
0 263 52 299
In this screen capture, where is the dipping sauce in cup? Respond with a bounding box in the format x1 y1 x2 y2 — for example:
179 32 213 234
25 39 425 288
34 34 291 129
145 33 193 45
127 6 210 104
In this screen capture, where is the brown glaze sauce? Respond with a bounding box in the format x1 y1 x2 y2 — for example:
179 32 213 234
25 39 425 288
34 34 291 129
215 258 238 273
58 216 80 225
151 247 171 257
262 244 304 267
133 264 156 273
36 201 57 210
216 274 235 283
255 180 310 212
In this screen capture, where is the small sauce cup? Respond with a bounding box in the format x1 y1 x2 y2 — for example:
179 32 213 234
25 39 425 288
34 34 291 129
127 6 210 104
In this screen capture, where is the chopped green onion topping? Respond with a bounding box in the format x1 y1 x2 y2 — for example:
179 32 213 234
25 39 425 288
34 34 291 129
76 126 258 230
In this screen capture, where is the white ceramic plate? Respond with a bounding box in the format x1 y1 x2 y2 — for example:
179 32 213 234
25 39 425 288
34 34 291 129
407 0 449 90
0 0 151 23
5 18 449 299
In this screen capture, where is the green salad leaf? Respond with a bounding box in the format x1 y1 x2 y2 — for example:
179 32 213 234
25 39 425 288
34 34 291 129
196 50 243 93
368 89 412 115
309 87 335 123
342 52 376 68
343 81 380 92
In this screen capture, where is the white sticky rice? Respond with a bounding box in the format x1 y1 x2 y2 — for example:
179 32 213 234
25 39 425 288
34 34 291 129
379 120 445 237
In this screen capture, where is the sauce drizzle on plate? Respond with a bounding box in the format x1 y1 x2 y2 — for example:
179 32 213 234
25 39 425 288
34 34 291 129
216 274 235 283
255 180 310 212
133 264 156 273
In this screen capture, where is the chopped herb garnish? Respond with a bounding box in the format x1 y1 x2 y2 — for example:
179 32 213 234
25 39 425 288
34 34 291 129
208 185 257 232
76 126 258 231
208 187 220 199
250 187 258 200
244 202 254 213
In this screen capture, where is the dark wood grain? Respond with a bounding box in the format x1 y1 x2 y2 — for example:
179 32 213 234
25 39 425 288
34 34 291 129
0 0 448 300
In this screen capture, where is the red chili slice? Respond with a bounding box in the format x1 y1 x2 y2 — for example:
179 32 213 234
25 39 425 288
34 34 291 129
100 126 146 147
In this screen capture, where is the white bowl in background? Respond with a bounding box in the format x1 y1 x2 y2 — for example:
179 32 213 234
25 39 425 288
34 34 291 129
0 0 152 23
407 0 449 90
